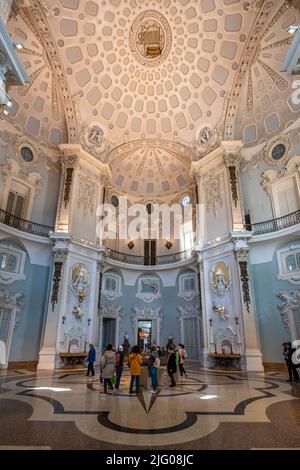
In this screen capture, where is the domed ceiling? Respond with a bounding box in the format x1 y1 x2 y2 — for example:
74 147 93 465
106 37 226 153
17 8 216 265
106 139 193 197
2 0 300 181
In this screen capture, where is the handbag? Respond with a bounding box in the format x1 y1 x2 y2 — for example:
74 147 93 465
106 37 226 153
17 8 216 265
111 373 116 385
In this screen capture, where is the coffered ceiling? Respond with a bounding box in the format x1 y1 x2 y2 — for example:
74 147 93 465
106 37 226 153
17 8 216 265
2 0 300 195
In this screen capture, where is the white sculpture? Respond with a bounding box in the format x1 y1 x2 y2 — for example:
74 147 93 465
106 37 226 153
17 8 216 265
73 305 84 320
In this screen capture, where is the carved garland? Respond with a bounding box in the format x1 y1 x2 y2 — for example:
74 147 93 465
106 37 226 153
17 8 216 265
228 166 239 208
239 261 251 313
63 168 73 208
51 261 63 311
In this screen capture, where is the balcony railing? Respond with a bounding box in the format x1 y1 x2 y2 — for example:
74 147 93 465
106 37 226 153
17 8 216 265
106 248 193 266
0 208 54 238
245 210 300 236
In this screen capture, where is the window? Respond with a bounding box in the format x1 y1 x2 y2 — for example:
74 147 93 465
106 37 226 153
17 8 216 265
105 277 117 291
144 240 156 266
0 245 26 284
5 190 25 218
285 252 300 273
111 195 119 207
271 144 286 161
181 194 190 207
20 146 34 163
277 243 300 284
178 272 198 301
102 272 122 300
0 253 17 273
184 276 195 292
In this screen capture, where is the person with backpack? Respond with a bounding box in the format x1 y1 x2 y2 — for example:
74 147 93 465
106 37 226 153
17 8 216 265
148 346 160 393
129 345 143 394
178 343 187 378
115 345 124 390
100 344 116 393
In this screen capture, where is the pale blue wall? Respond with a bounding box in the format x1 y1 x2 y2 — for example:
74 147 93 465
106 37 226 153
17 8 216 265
250 247 297 363
0 239 50 363
100 268 201 356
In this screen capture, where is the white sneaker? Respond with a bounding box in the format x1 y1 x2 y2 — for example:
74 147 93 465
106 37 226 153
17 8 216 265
151 389 156 393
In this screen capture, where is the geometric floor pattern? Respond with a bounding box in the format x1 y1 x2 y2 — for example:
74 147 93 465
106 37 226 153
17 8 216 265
1 363 300 449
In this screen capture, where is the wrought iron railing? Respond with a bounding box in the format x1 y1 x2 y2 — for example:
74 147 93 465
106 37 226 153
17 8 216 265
0 207 54 238
106 248 193 266
244 210 300 235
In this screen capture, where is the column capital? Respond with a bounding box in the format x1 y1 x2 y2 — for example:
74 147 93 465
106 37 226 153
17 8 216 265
224 152 241 168
60 152 79 170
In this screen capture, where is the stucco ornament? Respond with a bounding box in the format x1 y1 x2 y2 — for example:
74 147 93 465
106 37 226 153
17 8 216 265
72 305 84 320
210 262 231 296
71 264 89 302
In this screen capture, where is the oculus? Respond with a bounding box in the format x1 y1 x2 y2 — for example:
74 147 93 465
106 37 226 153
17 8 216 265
264 134 290 168
111 195 119 207
20 146 34 163
129 11 172 67
271 143 286 161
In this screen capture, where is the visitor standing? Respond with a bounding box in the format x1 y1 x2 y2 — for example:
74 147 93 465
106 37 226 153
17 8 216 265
100 344 116 393
178 343 187 378
283 341 293 381
148 346 160 393
115 345 124 390
167 345 177 387
85 343 96 376
129 345 143 394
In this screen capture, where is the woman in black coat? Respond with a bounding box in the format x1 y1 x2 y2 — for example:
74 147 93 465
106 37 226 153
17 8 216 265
167 345 177 387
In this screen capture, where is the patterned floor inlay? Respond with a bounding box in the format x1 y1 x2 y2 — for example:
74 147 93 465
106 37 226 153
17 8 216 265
0 365 300 449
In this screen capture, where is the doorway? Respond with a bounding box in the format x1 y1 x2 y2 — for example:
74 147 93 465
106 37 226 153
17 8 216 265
137 320 152 351
102 318 116 351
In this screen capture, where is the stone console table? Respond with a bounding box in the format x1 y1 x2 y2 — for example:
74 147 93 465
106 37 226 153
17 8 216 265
208 353 241 371
59 352 88 369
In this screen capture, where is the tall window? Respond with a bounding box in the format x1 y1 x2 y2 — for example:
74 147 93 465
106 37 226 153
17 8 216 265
144 240 156 266
5 190 25 218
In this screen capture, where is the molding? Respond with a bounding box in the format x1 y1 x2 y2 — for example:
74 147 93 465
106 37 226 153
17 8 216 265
278 287 300 339
102 272 123 301
0 243 26 284
0 287 24 327
136 275 162 303
177 272 199 301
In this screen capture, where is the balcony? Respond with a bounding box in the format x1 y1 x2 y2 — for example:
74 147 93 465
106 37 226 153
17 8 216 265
106 248 193 266
245 210 300 236
0 207 54 238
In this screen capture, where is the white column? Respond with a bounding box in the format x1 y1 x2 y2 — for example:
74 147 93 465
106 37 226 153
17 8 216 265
55 152 79 233
223 141 244 231
235 244 263 371
38 247 68 369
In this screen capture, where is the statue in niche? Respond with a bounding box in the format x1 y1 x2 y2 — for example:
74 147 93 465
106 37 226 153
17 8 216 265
71 264 89 301
210 262 231 297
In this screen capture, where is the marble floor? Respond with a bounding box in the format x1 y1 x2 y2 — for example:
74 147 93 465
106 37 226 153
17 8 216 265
0 363 300 450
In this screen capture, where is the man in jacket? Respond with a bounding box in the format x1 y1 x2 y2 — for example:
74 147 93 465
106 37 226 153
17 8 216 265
115 345 124 390
86 343 96 376
167 345 177 387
